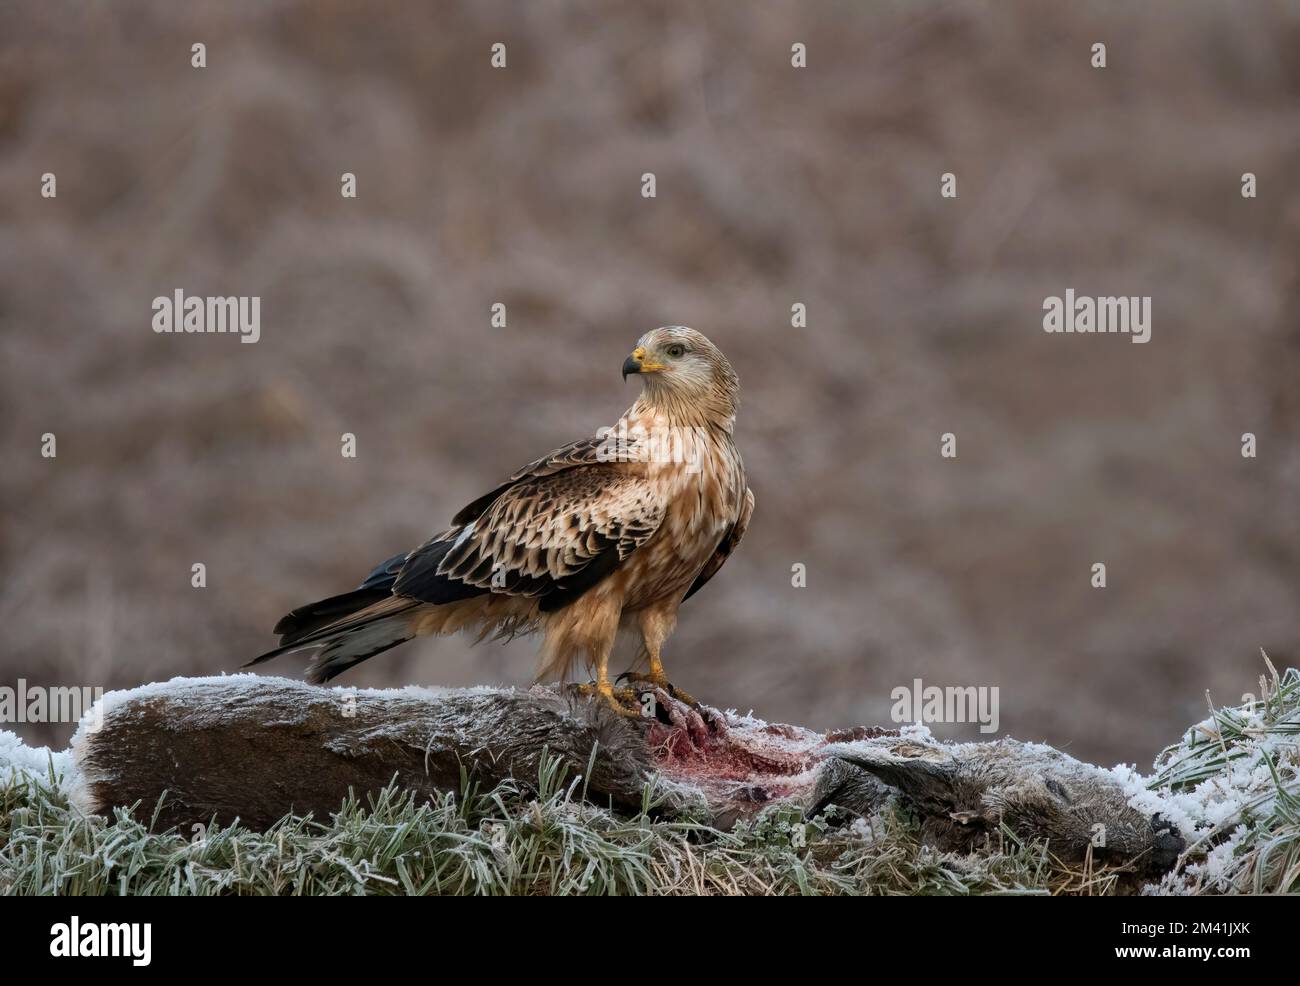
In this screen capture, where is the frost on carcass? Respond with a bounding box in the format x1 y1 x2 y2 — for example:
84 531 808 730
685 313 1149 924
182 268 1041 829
64 673 507 816
815 722 1188 875
72 672 485 738
899 722 936 744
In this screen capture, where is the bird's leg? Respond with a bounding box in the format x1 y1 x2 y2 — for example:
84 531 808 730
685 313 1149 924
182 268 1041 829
617 607 699 707
570 638 643 717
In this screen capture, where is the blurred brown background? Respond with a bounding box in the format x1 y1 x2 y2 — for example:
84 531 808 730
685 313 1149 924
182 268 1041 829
2 1 1298 764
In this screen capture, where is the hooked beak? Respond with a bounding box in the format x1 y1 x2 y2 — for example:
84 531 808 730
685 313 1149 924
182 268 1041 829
622 346 663 381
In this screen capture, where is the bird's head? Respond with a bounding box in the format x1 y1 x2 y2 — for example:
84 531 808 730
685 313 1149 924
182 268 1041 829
622 326 739 422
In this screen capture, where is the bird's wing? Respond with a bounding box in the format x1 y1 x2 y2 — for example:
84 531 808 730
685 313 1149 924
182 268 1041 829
251 439 663 679
682 486 754 601
395 445 665 613
450 434 638 525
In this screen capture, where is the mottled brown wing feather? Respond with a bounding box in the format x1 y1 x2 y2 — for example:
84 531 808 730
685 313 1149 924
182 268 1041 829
451 435 638 526
396 455 665 612
683 486 754 601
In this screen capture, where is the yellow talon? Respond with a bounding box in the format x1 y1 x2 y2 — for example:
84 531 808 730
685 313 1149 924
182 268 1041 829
570 681 645 717
616 671 698 708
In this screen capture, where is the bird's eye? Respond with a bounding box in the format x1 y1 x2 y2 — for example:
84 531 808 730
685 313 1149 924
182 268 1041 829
665 344 686 359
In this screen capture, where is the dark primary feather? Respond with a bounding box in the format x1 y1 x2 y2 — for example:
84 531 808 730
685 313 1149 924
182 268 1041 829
247 541 489 676
388 538 491 606
538 548 623 612
246 596 419 672
301 611 416 683
270 587 393 645
270 551 409 645
359 551 409 590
